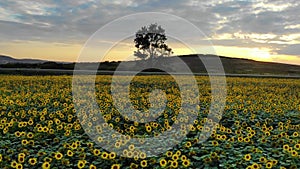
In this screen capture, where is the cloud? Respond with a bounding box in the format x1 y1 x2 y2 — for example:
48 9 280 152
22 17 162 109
276 44 300 56
0 0 299 63
1 0 297 39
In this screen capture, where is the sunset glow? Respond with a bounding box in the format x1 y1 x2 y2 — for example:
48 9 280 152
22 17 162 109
0 0 299 65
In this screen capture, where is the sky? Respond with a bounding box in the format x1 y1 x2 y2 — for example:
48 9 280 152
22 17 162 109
0 0 300 65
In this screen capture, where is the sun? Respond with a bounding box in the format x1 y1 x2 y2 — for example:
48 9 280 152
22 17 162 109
249 48 272 62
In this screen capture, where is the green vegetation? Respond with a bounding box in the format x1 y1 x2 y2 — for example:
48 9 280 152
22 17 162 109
0 75 299 168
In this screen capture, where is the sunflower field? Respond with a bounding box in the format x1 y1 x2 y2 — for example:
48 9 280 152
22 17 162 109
0 75 299 169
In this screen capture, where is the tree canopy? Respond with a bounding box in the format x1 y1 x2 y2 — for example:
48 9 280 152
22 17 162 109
133 23 173 65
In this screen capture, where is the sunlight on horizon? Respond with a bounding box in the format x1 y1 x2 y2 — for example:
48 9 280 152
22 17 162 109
214 46 274 62
1 41 300 66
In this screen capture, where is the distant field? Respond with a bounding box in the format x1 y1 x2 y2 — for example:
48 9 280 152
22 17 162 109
0 75 299 169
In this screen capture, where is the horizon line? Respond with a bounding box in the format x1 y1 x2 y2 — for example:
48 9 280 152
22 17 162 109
1 53 300 66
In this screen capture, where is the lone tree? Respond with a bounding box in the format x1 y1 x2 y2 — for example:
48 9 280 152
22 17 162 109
133 23 173 66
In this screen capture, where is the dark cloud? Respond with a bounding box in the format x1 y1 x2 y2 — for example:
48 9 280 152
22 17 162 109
276 44 300 55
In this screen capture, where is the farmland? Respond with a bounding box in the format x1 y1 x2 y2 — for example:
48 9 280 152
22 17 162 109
0 75 299 169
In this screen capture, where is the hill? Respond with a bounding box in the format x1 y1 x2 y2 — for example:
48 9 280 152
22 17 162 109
0 54 300 76
0 55 49 64
101 54 300 75
180 54 300 75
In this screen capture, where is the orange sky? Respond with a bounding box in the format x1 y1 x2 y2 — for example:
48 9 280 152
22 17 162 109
1 40 299 66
